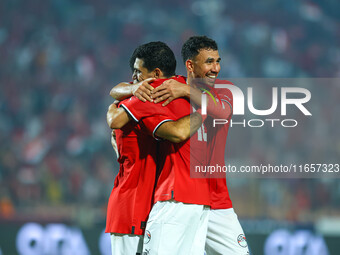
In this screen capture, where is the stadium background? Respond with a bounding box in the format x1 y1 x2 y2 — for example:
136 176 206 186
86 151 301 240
0 0 339 254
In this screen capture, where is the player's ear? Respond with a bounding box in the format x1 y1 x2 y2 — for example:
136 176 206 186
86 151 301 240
153 68 162 79
186 59 194 72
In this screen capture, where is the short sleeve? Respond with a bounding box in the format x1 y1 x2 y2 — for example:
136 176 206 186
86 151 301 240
141 115 175 139
121 96 171 122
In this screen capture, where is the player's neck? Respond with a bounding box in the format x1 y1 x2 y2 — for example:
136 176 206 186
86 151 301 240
186 76 197 88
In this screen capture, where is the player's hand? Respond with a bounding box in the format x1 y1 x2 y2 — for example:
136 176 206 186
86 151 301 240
151 79 189 106
133 78 155 102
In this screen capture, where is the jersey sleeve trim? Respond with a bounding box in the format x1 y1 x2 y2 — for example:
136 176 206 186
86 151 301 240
223 94 232 102
221 99 232 112
120 104 139 122
153 119 174 140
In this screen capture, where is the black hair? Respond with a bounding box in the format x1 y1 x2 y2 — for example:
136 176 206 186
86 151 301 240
129 41 176 77
181 36 218 63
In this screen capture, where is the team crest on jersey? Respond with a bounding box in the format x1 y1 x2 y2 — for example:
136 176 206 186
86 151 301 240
144 230 151 244
237 234 248 248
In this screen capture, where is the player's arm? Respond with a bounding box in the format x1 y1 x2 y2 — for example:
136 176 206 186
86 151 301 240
155 112 203 143
109 82 138 101
106 103 131 129
121 95 203 143
150 79 206 109
109 78 155 102
200 92 232 119
151 79 231 119
151 79 198 106
107 100 202 143
110 130 119 158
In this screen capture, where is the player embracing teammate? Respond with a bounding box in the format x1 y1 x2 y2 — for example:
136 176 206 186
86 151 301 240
106 36 249 255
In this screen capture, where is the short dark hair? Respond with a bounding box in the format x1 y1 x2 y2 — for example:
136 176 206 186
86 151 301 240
129 41 176 78
181 36 218 63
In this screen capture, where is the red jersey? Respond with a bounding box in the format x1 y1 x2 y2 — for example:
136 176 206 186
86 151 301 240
105 100 158 235
206 80 234 209
121 76 210 206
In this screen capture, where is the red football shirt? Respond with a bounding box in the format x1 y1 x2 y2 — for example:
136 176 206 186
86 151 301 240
105 100 158 235
121 76 211 206
206 80 234 209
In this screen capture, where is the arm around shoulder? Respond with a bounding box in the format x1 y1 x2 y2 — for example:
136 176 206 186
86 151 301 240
110 82 137 101
106 103 131 129
155 112 202 143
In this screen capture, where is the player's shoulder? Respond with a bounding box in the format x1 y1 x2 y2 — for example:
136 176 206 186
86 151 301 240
215 78 233 85
214 79 233 98
171 75 187 84
119 96 133 106
151 75 187 88
150 78 167 88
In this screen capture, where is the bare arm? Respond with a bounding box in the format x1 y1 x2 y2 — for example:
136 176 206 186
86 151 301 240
155 112 202 143
107 95 203 143
110 78 156 102
106 103 131 129
110 130 119 158
107 102 202 142
110 82 139 101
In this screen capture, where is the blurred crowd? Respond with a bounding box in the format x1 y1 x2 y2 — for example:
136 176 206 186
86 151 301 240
0 0 339 227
